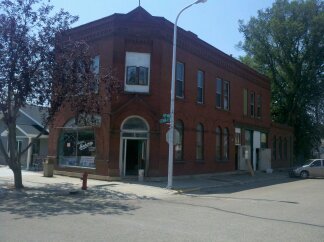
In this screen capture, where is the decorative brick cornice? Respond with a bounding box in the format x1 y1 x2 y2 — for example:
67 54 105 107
64 7 270 90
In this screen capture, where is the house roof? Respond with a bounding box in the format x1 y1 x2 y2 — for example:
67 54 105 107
0 105 49 138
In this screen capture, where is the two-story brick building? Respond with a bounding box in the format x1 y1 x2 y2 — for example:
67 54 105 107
48 7 294 178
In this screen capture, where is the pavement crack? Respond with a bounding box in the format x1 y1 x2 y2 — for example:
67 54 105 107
161 199 323 229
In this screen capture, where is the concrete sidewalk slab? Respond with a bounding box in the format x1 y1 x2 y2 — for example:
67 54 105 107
0 166 291 198
0 166 175 199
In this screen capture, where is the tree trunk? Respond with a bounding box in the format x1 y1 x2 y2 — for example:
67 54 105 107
7 118 24 189
12 166 24 189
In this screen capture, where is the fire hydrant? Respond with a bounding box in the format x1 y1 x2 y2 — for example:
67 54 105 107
81 172 88 190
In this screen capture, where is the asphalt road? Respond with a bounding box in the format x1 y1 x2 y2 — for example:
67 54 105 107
0 176 323 242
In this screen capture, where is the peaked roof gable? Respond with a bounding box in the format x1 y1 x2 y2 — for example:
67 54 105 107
123 6 153 21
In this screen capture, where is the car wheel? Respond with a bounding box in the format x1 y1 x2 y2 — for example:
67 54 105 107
300 170 309 179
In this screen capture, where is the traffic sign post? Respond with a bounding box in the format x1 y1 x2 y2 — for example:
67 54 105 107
159 113 171 124
166 129 180 145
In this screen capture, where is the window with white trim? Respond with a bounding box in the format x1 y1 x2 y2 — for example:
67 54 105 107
216 79 222 108
176 62 185 98
224 81 230 110
58 118 97 168
216 79 230 110
197 70 204 103
92 55 100 93
124 52 150 93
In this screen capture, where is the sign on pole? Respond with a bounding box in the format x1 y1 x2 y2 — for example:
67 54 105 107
166 129 180 145
159 113 171 124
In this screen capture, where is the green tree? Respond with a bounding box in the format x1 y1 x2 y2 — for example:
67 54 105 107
238 0 324 161
0 0 122 189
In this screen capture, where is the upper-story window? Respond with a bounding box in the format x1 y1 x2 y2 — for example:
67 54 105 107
224 81 230 110
197 70 204 104
176 62 185 98
216 79 230 110
216 79 222 108
250 92 255 117
243 89 248 116
256 94 262 118
92 55 100 93
124 52 150 93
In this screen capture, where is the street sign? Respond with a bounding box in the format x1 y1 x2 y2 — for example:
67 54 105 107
166 129 181 145
159 113 171 124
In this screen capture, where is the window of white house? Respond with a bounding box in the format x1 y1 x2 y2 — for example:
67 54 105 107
197 70 204 103
8 140 22 154
58 118 97 168
176 62 185 98
216 79 222 108
124 52 150 93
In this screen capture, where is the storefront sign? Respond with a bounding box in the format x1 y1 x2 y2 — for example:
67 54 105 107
78 141 94 151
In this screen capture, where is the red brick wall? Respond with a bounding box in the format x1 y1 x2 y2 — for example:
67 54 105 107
49 8 293 176
270 123 294 168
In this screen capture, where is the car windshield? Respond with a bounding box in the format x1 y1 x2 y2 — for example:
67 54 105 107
303 159 315 165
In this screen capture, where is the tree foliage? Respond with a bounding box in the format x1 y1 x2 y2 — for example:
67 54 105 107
239 0 324 161
0 0 122 189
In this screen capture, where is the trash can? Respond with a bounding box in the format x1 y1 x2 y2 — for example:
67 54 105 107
43 158 54 177
138 169 144 182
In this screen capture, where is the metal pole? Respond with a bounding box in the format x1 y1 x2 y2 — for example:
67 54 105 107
167 0 207 189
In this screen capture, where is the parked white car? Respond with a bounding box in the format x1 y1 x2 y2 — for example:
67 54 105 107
290 159 324 178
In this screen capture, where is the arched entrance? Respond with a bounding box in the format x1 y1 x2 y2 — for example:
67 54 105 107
119 116 149 176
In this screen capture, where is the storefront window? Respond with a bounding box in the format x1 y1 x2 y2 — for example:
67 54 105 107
58 118 96 168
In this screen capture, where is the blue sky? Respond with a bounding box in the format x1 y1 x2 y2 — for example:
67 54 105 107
50 0 275 58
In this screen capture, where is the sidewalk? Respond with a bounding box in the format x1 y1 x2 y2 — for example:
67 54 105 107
0 166 290 197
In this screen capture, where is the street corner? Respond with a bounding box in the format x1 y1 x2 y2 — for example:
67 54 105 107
102 182 178 199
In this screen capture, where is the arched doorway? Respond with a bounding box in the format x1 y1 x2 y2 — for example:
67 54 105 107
119 116 149 176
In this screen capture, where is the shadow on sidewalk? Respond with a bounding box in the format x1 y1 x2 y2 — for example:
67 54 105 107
0 183 158 219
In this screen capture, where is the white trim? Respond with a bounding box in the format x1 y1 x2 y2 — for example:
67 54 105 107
120 115 150 132
1 127 48 138
120 116 150 177
19 109 49 132
1 130 8 137
16 125 29 136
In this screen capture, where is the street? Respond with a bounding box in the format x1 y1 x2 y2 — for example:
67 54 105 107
0 170 324 242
